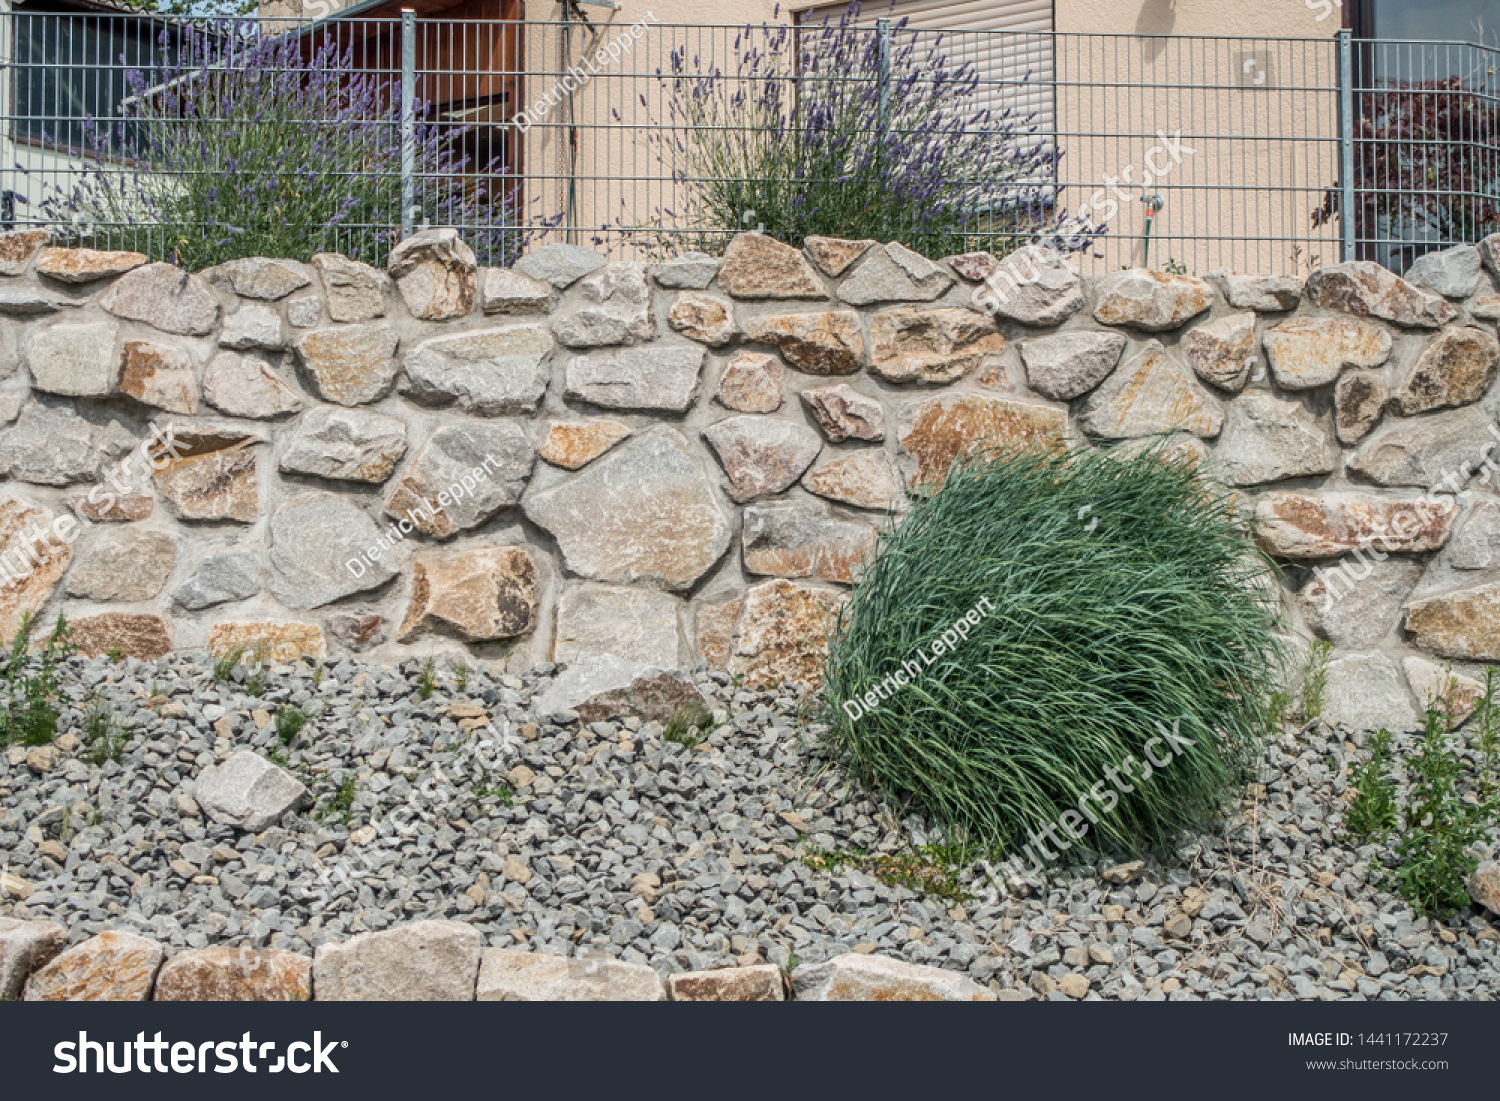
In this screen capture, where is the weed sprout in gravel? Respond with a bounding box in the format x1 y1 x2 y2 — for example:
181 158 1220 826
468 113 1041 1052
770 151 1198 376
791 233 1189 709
819 442 1285 859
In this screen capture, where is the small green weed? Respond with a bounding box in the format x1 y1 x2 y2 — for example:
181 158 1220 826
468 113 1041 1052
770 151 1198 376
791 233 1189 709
326 776 357 825
474 781 513 806
81 701 131 766
418 658 436 700
1262 689 1291 736
1301 639 1332 723
0 613 75 748
212 646 244 684
312 660 325 689
1163 257 1188 275
105 647 125 663
1344 727 1398 842
663 700 711 748
275 705 309 746
455 661 469 694
800 843 975 905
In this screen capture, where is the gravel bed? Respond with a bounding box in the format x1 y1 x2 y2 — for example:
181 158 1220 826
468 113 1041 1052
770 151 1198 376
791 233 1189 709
1 652 1498 1001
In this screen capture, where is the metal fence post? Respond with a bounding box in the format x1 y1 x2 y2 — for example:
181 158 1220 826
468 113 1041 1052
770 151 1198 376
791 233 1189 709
400 8 416 239
876 17 891 151
1337 28 1355 263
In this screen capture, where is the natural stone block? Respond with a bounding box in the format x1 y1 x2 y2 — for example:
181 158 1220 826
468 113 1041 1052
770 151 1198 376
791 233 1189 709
208 256 311 300
1305 260 1457 327
945 251 1000 282
269 492 402 608
1450 499 1500 569
152 428 261 522
553 262 655 347
403 324 553 415
803 447 903 512
196 750 311 832
66 528 177 602
383 422 533 537
100 262 219 335
286 294 322 327
532 654 707 724
978 245 1085 326
552 583 682 668
70 613 172 659
0 403 133 486
37 247 147 284
514 242 606 289
327 611 385 652
1392 326 1500 414
537 420 629 470
800 383 882 442
1403 655 1483 724
792 953 995 1001
219 301 285 351
294 323 400 406
667 965 784 1001
28 321 119 397
1405 244 1482 299
118 340 198 414
704 415 822 501
741 499 877 584
208 622 324 662
482 267 551 313
695 597 744 670
0 287 69 315
398 544 538 641
1334 371 1387 445
0 230 50 274
280 406 408 483
1078 342 1223 440
477 949 665 1001
174 552 260 610
869 306 1003 384
804 236 876 278
1092 269 1212 331
727 578 844 689
0 494 71 636
668 290 736 346
1298 558 1421 648
1204 269 1302 311
651 251 721 289
564 345 705 412
1322 652 1419 732
837 242 954 305
1469 861 1500 916
314 920 481 1001
716 352 784 413
1213 391 1336 486
1253 491 1457 559
0 917 67 1000
1182 312 1257 392
717 233 824 299
1018 331 1127 401
1406 584 1500 661
388 228 478 320
202 352 303 419
311 252 388 321
155 947 312 1002
1349 405 1491 488
898 392 1066 489
743 310 863 374
523 428 732 592
24 931 163 1001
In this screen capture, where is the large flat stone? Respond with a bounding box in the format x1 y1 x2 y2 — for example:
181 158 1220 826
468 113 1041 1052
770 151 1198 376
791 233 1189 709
68 613 172 659
1092 269 1213 331
1018 331 1127 401
269 492 401 608
1348 404 1491 488
1392 327 1500 414
1077 342 1223 440
383 422 533 538
1321 652 1419 732
0 918 67 1001
652 251 722 289
100 262 219 335
803 447 903 512
28 321 119 397
717 233 824 299
667 965 785 1001
743 311 863 374
553 262 655 347
1204 270 1302 311
667 291 736 347
1405 244 1481 298
195 750 311 832
208 256 310 300
978 245 1085 326
280 406 408 484
24 931 163 1002
398 544 538 641
477 949 665 1001
1334 371 1388 445
898 392 1066 489
742 499 877 584
869 306 1003 384
1213 391 1336 486
152 428 261 522
552 583 682 668
0 403 133 485
37 247 146 284
792 953 995 1001
703 415 822 502
1450 498 1500 568
1406 584 1500 661
1297 558 1421 647
174 551 260 610
388 228 477 320
564 345 705 411
1263 317 1392 389
311 252 388 321
538 420 630 469
514 243 606 290
482 267 552 314
155 948 311 1001
800 383 882 442
208 622 324 662
716 352 784 413
219 302 285 351
314 920 481 1001
65 528 176 602
726 578 845 689
1183 312 1257 392
837 242 954 305
202 352 303 419
531 654 708 725
523 428 732 591
294 323 400 406
1253 491 1457 559
118 340 198 413
403 324 552 415
1304 260 1456 328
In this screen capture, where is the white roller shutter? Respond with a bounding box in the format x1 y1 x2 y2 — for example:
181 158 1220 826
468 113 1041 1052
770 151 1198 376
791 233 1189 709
797 0 1055 141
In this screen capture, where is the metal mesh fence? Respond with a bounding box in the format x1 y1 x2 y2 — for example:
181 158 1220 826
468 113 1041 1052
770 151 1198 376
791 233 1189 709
0 10 1492 275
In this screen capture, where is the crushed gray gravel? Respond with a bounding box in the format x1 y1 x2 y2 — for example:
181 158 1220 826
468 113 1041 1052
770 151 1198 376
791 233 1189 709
1 652 1498 1001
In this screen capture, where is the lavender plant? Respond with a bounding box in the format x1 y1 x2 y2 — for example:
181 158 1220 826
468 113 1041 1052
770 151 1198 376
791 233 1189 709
27 24 532 269
644 3 1079 257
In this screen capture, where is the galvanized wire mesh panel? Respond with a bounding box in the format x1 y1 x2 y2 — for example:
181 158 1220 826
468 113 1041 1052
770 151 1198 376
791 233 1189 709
0 10 1480 276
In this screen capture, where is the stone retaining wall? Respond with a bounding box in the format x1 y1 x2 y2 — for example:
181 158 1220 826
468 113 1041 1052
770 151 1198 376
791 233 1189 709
1 227 1498 726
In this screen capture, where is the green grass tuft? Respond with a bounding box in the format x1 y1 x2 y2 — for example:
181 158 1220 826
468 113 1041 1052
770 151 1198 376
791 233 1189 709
275 705 309 746
818 442 1285 857
663 700 712 748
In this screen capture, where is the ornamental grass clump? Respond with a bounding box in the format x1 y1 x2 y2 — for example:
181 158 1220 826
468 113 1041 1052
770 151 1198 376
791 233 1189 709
819 443 1285 857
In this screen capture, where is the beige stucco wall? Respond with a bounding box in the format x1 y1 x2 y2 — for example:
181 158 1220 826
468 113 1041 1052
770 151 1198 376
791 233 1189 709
1057 0 1342 36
